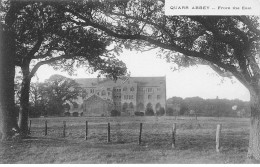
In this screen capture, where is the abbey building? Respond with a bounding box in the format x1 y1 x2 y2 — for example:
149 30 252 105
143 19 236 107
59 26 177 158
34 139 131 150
68 76 166 116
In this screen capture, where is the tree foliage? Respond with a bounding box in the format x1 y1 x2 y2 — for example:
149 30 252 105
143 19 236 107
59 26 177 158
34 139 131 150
167 96 250 117
29 74 81 117
2 1 127 79
1 0 128 135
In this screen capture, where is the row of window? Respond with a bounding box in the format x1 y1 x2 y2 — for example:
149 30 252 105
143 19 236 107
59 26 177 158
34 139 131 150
84 87 162 96
124 95 134 100
87 88 113 94
122 87 162 92
138 88 161 92
88 87 163 94
114 88 121 92
122 87 135 91
114 95 121 99
121 94 161 100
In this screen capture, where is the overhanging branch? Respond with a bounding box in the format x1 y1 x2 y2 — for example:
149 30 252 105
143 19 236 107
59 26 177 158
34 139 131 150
29 55 66 79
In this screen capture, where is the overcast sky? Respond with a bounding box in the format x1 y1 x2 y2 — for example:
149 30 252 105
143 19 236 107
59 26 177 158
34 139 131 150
35 49 250 101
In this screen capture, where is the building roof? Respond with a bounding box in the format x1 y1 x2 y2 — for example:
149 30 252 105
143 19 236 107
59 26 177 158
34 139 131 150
74 76 166 88
84 94 112 104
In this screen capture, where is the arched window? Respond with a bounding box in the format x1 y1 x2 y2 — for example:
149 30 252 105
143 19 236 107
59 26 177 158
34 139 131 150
122 102 128 112
129 102 134 109
156 103 161 111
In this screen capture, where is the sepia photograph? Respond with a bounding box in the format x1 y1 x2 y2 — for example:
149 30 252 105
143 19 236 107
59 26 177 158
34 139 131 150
0 0 260 164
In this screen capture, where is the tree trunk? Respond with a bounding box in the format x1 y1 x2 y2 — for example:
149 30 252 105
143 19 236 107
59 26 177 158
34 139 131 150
18 63 31 137
0 29 18 140
247 90 260 161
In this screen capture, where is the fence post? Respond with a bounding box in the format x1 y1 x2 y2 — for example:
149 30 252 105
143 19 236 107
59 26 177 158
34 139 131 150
63 121 66 138
44 120 47 136
216 124 222 152
28 120 31 135
85 121 88 140
172 123 177 148
139 123 143 145
107 122 111 142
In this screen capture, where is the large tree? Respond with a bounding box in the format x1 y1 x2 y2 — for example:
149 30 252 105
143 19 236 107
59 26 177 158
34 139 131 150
39 74 81 116
1 1 127 136
56 0 260 161
0 1 27 140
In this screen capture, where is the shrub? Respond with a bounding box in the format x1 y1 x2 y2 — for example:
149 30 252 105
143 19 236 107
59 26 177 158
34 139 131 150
156 107 165 116
135 111 144 116
145 108 154 116
111 110 121 117
72 112 78 117
166 108 174 116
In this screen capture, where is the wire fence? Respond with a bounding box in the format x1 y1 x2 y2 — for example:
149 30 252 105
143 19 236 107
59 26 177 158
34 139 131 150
27 116 250 151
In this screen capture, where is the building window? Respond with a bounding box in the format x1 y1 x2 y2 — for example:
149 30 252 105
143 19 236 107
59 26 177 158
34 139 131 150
148 95 152 99
130 87 134 91
157 95 161 99
90 89 94 93
129 95 134 99
123 87 127 91
147 88 153 92
124 95 128 99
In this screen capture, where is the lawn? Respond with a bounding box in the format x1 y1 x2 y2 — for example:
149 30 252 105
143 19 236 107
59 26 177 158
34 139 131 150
0 116 255 163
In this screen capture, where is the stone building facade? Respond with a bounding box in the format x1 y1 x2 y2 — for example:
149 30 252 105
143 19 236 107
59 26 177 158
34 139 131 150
72 76 166 116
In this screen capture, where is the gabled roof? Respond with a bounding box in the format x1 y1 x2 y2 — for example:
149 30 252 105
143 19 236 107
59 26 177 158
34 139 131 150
84 94 109 103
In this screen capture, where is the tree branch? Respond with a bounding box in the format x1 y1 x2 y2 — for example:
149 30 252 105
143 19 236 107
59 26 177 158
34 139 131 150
26 30 44 59
62 6 251 90
29 55 66 79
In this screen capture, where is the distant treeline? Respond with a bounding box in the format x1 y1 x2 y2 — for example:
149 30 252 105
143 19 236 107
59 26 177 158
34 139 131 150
166 96 250 117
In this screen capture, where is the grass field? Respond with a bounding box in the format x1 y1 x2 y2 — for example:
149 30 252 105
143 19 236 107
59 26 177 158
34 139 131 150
0 116 255 164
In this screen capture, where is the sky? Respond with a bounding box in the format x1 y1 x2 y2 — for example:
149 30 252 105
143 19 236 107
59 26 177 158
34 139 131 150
35 49 250 101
